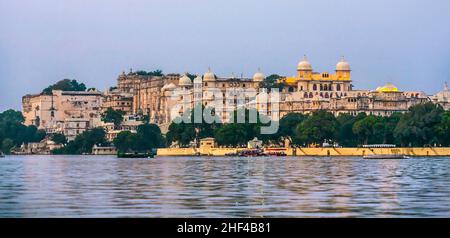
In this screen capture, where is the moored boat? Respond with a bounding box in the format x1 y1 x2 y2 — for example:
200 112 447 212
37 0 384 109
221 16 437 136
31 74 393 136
0 152 5 158
363 154 409 160
117 152 154 159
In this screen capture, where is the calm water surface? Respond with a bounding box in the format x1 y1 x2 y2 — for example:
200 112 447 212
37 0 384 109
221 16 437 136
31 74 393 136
1 155 450 217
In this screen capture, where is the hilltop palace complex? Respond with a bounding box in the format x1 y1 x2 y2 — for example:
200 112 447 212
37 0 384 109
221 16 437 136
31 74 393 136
22 57 450 141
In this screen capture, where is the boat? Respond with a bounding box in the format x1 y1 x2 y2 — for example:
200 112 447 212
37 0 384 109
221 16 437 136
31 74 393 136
237 149 267 157
117 152 154 159
0 152 5 158
363 154 410 160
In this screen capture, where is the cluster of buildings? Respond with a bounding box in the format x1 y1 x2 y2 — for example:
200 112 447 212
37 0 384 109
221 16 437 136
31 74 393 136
22 57 450 143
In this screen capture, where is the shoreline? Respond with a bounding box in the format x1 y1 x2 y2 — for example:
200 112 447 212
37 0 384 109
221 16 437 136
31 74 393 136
4 147 450 157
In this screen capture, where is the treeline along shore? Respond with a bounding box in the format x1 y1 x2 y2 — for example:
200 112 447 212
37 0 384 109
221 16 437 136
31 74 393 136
1 100 450 156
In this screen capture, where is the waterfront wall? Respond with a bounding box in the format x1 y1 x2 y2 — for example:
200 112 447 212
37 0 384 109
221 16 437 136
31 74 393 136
157 147 450 157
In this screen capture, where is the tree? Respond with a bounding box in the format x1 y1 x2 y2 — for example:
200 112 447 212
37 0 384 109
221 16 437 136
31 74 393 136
336 113 361 147
42 79 86 95
435 110 450 146
214 124 248 147
352 115 385 145
275 113 306 146
113 124 165 152
166 104 221 147
134 70 163 76
394 103 444 146
259 74 285 91
102 107 125 129
1 138 14 154
296 110 338 146
0 110 46 153
52 128 107 154
51 133 67 145
0 109 25 124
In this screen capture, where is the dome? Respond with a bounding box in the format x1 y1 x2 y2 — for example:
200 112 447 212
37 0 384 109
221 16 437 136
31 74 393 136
253 70 265 82
179 74 192 86
297 56 313 71
193 75 202 84
376 83 399 93
336 57 351 71
203 68 215 81
161 83 177 92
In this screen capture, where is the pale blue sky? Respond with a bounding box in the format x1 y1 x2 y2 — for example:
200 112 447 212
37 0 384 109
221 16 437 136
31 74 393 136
1 0 450 111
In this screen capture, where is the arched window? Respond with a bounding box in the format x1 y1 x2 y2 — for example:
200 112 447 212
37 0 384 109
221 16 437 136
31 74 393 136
309 92 314 98
337 84 341 91
304 92 308 98
320 84 323 91
325 93 329 98
324 85 328 91
313 84 317 91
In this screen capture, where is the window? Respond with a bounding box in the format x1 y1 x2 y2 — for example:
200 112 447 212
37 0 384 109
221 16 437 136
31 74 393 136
288 87 294 92
313 84 317 91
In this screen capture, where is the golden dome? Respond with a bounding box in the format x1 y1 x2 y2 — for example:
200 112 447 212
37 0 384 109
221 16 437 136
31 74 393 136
203 68 215 81
376 83 399 92
297 56 313 71
336 57 351 71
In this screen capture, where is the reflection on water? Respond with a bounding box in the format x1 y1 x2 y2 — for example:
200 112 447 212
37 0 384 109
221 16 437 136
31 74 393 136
1 155 450 217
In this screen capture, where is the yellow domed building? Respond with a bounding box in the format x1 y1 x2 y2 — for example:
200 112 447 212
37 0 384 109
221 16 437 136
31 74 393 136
279 56 353 98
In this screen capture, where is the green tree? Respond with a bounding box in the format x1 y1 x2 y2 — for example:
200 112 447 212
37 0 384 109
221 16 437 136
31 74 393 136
274 113 306 146
166 104 221 147
214 124 248 147
296 110 338 146
394 103 444 146
102 107 125 129
336 113 362 147
1 138 14 154
352 115 384 145
51 133 67 145
113 124 165 152
435 110 450 146
42 79 86 95
52 128 107 154
259 74 285 91
134 70 163 76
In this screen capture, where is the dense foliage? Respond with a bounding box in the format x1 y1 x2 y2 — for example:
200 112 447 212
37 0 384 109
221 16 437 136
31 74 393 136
113 124 166 153
0 110 46 154
102 108 125 129
259 74 285 91
166 103 450 148
133 70 163 76
52 128 107 154
42 79 86 95
166 105 222 147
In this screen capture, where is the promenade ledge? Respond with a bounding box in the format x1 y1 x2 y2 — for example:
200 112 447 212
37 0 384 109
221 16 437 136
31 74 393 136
157 147 450 157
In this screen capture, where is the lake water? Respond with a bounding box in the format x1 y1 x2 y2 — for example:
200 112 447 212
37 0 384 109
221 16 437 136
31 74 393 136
0 155 450 217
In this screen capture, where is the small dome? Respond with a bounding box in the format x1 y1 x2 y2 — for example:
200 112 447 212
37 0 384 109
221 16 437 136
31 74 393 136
253 70 265 82
193 75 202 83
297 55 312 71
203 68 215 81
161 83 177 92
336 57 351 71
376 83 399 93
179 74 192 86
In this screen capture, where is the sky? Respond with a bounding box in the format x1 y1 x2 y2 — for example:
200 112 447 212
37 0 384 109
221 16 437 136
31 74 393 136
1 0 450 111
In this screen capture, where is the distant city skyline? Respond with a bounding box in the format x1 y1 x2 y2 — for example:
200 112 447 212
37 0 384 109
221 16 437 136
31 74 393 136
1 0 450 111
